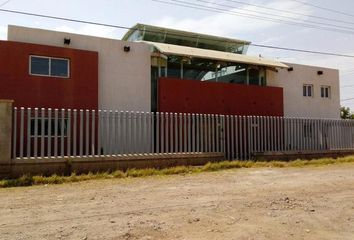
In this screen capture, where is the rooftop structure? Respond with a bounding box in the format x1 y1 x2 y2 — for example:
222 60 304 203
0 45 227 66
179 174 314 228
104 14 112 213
122 23 250 54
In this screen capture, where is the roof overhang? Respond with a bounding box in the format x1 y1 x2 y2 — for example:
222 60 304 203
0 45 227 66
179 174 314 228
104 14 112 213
122 23 251 45
143 41 288 69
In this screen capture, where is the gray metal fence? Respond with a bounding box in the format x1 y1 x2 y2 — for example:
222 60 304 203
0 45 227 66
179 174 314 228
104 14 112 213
12 107 354 160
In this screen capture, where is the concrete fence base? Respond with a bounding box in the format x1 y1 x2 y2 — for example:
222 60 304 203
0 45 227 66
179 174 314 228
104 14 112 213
2 150 354 179
253 150 354 161
3 152 224 178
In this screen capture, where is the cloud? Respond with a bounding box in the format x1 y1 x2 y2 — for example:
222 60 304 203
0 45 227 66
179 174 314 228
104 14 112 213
0 26 7 40
55 24 118 39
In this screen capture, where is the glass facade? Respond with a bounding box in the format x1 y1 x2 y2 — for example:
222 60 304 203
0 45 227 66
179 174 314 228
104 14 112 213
126 24 276 112
160 56 267 86
124 25 250 54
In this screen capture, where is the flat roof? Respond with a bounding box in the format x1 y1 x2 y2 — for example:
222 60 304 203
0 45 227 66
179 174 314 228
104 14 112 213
144 41 288 68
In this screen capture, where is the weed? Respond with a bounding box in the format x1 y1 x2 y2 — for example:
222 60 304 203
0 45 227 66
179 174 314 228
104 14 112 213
1 155 354 188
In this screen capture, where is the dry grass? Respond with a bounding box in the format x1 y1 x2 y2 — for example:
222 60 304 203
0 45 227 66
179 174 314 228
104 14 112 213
1 156 354 188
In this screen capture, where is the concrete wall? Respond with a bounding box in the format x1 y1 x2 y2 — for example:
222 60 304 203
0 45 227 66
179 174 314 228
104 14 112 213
268 63 340 119
8 25 151 112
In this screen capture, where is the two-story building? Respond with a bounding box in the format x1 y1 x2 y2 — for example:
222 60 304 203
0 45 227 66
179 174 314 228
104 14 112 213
0 23 340 119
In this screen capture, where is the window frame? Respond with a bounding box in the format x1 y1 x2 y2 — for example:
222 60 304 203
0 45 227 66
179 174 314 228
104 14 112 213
320 85 331 99
29 117 69 138
303 84 314 97
29 55 70 78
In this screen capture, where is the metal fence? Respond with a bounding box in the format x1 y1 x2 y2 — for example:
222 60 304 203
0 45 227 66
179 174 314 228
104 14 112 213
12 107 354 160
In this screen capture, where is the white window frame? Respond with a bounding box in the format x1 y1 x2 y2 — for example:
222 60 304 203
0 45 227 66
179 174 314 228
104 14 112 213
320 85 331 99
303 84 314 97
29 55 70 78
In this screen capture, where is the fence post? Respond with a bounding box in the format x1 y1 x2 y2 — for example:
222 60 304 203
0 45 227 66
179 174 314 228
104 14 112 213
0 100 14 175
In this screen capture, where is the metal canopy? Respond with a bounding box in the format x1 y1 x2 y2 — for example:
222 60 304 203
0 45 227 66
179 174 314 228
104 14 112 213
143 41 288 69
122 23 250 50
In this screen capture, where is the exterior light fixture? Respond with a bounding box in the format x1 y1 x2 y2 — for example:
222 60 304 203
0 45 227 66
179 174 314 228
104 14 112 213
124 46 131 52
64 38 71 45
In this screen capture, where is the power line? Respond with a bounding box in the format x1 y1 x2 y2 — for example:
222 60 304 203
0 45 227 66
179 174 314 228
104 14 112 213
341 97 354 102
153 0 354 57
0 0 11 7
289 0 354 18
250 44 354 58
0 8 130 30
1 7 354 58
160 0 354 35
195 0 354 32
224 0 354 26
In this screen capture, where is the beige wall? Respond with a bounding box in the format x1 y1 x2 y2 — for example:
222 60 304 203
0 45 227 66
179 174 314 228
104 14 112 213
8 25 151 111
268 63 340 119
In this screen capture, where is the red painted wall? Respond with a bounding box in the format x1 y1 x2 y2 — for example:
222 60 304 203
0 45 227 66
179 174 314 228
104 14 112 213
0 40 98 109
158 77 284 116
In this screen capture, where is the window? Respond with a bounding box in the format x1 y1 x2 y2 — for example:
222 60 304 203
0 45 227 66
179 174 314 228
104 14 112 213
30 118 68 137
321 86 331 98
303 84 313 97
30 56 70 78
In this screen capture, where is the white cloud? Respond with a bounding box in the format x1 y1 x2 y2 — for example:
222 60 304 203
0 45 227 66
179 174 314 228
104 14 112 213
0 26 7 40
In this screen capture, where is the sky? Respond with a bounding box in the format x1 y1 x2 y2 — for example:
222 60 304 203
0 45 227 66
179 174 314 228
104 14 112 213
0 0 354 109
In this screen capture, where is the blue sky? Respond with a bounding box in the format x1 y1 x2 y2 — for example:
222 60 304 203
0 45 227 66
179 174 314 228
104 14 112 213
0 0 354 108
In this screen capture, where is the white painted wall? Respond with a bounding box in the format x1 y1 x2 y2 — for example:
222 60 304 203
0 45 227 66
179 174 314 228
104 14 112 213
267 63 340 119
8 25 151 112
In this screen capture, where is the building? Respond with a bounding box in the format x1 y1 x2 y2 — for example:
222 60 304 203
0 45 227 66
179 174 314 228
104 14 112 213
6 25 151 112
268 63 340 119
0 24 340 119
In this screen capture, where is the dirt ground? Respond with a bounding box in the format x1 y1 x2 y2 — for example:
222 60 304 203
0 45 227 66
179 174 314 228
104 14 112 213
0 164 354 240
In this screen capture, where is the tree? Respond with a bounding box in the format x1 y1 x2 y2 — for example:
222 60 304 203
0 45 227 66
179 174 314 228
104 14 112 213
340 106 354 119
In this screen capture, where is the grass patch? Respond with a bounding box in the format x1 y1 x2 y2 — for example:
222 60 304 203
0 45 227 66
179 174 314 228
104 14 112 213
1 155 354 188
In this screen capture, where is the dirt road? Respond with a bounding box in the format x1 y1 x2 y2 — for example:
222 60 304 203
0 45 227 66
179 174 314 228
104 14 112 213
1 164 354 240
